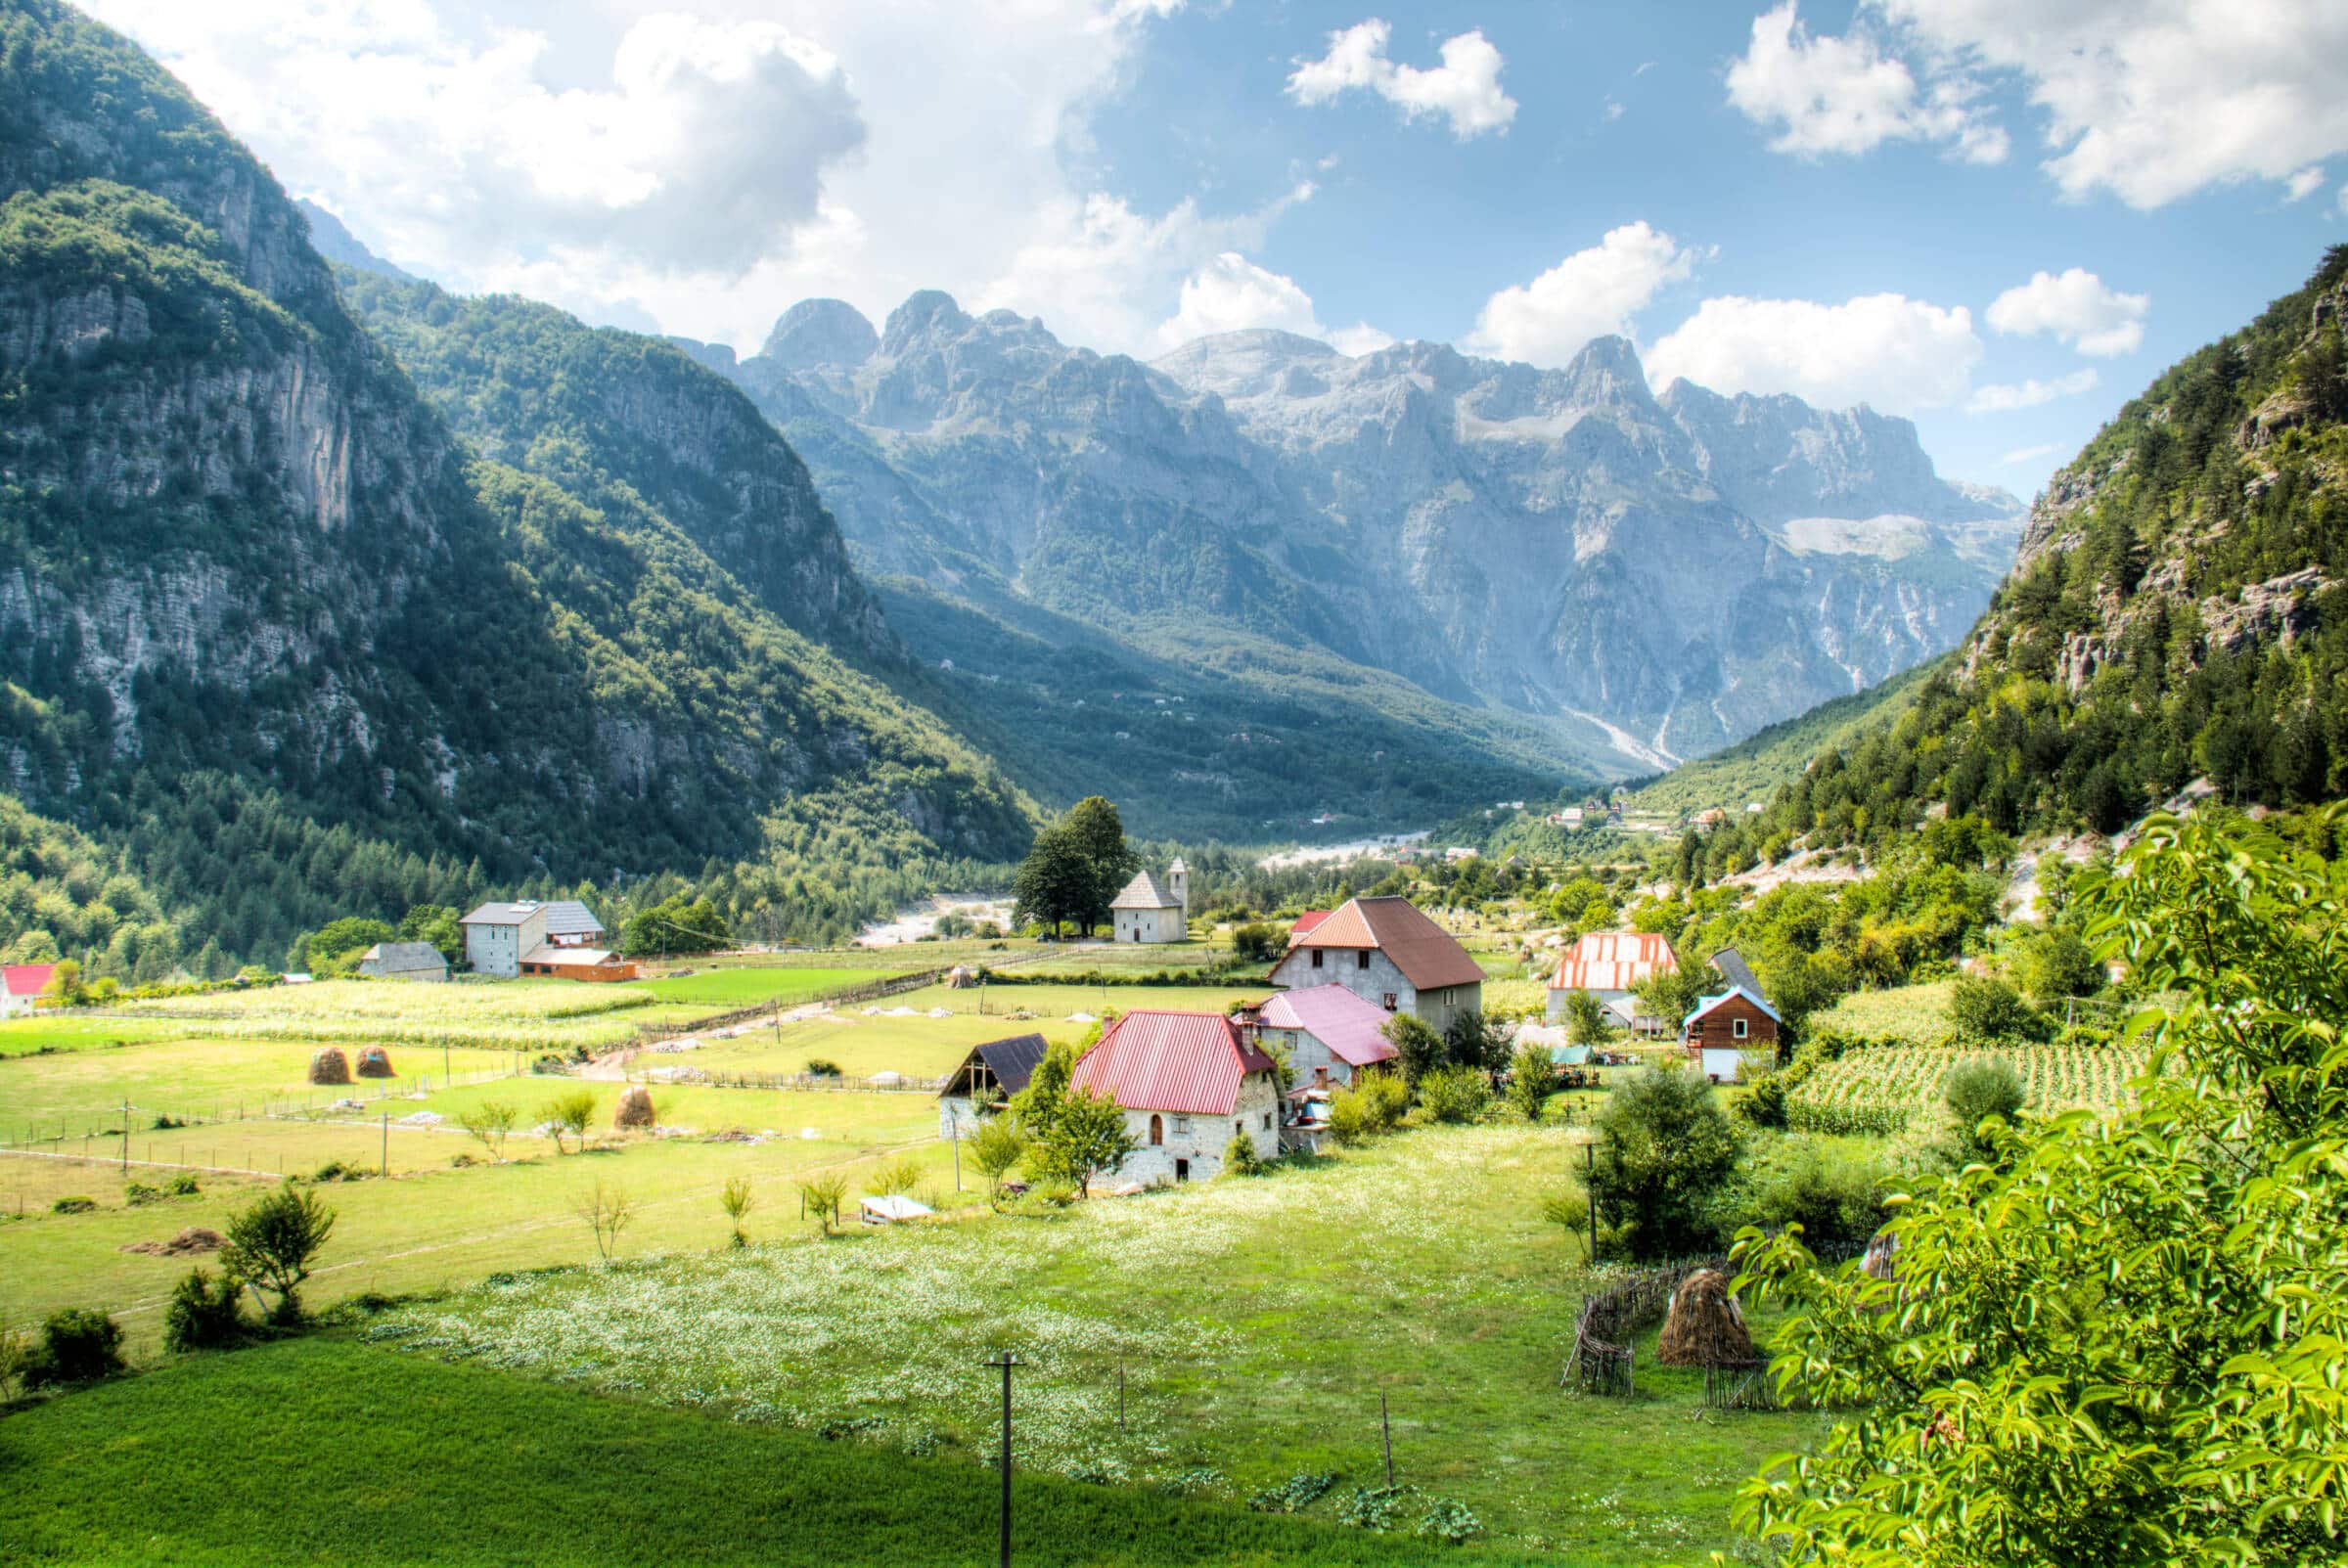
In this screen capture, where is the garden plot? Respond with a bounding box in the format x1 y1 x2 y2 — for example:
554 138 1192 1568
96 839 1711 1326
1802 981 1957 1047
368 1125 1817 1560
1786 1042 2145 1135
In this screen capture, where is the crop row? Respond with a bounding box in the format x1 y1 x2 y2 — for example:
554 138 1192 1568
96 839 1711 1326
1785 1042 2145 1137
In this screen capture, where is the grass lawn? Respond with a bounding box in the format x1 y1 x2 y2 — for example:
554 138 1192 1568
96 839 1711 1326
365 1124 1820 1561
672 1010 1099 1082
0 1336 1568 1566
885 980 1275 1021
0 1016 181 1058
634 966 871 1008
113 977 655 1051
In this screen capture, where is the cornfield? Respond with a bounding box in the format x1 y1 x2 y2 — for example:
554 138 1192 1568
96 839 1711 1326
1785 1042 2145 1137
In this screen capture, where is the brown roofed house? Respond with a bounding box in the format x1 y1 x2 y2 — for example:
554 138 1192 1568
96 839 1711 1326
1265 894 1484 1032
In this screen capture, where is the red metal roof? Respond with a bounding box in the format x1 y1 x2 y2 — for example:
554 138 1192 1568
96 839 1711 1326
1287 896 1486 989
1288 911 1332 941
2 963 55 998
1071 1009 1276 1116
1549 932 1676 993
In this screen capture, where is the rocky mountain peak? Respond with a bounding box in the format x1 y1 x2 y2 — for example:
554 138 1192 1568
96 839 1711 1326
880 289 972 354
760 297 879 371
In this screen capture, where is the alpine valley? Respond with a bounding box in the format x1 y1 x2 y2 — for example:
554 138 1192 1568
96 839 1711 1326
0 0 2036 968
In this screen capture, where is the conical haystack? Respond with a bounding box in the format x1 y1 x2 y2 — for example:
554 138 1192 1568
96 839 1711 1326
354 1046 395 1079
1656 1268 1754 1367
613 1085 657 1129
307 1047 351 1085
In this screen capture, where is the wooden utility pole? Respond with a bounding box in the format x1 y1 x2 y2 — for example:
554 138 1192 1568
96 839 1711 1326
1585 1140 1599 1266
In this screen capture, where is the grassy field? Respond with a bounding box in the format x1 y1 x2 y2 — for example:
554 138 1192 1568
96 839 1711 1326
0 1087 953 1351
117 978 656 1051
661 1010 1101 1082
884 980 1274 1020
365 1124 1819 1561
0 1015 181 1058
0 1336 1574 1567
634 966 870 1008
1804 980 1957 1046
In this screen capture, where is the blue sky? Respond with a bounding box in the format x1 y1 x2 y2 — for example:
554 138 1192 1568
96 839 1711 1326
93 0 2348 499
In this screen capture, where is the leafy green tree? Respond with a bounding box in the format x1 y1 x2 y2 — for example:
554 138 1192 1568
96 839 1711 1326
1380 1012 1445 1085
458 1100 519 1162
1061 795 1140 936
2014 924 2103 1005
1587 1068 1740 1261
541 1089 597 1154
1949 974 2042 1042
797 1173 848 1234
618 894 729 957
298 917 395 976
1011 824 1090 938
1417 1065 1493 1124
163 1267 248 1352
1736 810 2348 1564
1506 1041 1555 1122
398 903 464 962
718 1177 753 1248
1563 989 1608 1047
1029 1086 1135 1196
971 1117 1027 1195
1440 1008 1509 1072
40 957 83 1005
221 1186 337 1324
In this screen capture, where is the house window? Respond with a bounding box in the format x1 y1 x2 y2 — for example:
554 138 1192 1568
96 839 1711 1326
1262 1113 1273 1130
1733 1017 1748 1040
1234 1120 1243 1138
1382 994 1397 1011
1356 950 1370 970
1149 1114 1163 1145
1173 1114 1191 1135
1310 949 1324 969
1314 1066 1329 1085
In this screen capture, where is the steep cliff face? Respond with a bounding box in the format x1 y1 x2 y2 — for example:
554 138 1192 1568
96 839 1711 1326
0 1 1032 959
715 291 2018 766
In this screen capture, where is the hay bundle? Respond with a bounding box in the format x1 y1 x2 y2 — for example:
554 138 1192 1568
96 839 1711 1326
946 964 976 989
613 1085 657 1129
1656 1268 1754 1367
120 1227 226 1257
354 1046 395 1079
307 1047 351 1085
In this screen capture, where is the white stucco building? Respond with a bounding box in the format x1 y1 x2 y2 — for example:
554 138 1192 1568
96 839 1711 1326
1252 983 1398 1088
1070 1009 1280 1184
1109 861 1188 944
1264 895 1484 1033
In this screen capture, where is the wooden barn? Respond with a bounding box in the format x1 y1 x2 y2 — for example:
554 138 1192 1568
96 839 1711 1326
1681 987 1780 1083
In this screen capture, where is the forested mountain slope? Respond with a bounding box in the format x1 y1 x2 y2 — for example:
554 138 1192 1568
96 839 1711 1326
0 0 1032 962
1693 247 2348 869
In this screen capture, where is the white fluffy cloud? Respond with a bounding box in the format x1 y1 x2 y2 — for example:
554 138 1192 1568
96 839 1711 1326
1999 442 2060 467
1646 291 1982 413
1150 251 1391 356
1986 268 2148 357
2285 166 2327 202
1287 19 1517 140
86 0 1285 358
1725 2 2006 164
1966 367 2098 414
1733 0 2348 208
1467 222 1703 366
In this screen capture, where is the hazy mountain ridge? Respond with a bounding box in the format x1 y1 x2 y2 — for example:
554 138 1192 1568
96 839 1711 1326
693 295 2022 765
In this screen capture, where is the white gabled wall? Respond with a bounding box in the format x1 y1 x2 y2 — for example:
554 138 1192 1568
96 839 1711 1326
1108 1071 1280 1185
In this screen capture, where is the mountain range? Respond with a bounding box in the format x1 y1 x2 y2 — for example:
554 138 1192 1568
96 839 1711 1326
682 292 2023 769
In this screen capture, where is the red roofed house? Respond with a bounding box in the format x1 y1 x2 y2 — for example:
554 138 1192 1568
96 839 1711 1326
1287 911 1332 944
1070 1009 1281 1184
1 963 56 1018
1546 932 1677 1023
1265 895 1485 1031
1254 984 1397 1089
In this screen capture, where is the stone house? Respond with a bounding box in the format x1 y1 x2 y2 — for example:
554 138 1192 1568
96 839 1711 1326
936 1032 1050 1140
1110 861 1188 943
1264 895 1485 1032
1070 1009 1280 1184
355 941 449 982
1251 984 1397 1089
460 899 606 978
1682 987 1781 1083
1546 931 1677 1022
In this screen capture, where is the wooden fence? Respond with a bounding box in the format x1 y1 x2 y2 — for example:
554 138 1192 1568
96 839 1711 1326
1558 1256 1728 1400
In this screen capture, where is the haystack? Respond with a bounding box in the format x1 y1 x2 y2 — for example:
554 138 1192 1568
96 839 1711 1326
120 1227 226 1257
613 1085 657 1129
946 964 977 989
307 1047 351 1085
354 1046 395 1079
1656 1269 1754 1367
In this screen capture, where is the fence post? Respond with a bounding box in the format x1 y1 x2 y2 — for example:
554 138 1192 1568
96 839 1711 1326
1380 1391 1394 1488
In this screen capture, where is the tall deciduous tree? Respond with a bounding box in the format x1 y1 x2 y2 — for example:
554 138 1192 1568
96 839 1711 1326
1062 796 1140 936
1012 825 1090 938
1737 811 2348 1563
1586 1067 1739 1261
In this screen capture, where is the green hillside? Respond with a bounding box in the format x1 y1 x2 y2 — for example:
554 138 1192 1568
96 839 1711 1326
1629 663 1932 817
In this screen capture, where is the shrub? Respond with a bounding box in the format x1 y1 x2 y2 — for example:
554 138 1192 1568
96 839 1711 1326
864 1157 923 1196
1337 1485 1408 1531
1949 975 2044 1042
1738 1138 1890 1253
1231 922 1282 963
1588 1067 1741 1261
719 1176 754 1248
51 1196 95 1215
970 1117 1026 1195
124 1181 161 1206
1418 1497 1484 1546
1329 1071 1411 1144
1248 1472 1336 1513
1505 1041 1554 1122
165 1173 200 1197
1416 1065 1492 1125
1944 1053 2027 1164
805 1058 842 1078
458 1100 519 1160
542 1088 598 1154
798 1173 849 1232
19 1308 125 1388
162 1268 249 1352
1221 1132 1266 1177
